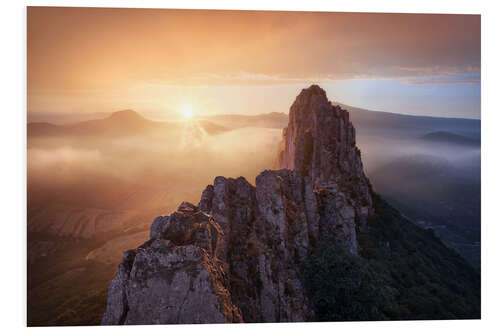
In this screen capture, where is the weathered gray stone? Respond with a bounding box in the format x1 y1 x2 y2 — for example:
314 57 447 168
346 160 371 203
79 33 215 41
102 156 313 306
102 203 242 325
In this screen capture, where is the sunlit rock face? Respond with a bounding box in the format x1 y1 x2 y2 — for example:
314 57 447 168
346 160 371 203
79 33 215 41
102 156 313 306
197 173 313 322
102 85 374 324
276 84 374 251
101 202 243 325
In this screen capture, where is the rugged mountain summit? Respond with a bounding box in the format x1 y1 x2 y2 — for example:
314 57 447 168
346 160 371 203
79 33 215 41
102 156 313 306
101 85 479 325
276 85 374 251
102 85 374 324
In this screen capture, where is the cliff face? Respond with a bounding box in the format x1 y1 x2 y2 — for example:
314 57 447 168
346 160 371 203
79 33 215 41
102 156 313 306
102 85 375 324
276 85 374 241
102 201 243 324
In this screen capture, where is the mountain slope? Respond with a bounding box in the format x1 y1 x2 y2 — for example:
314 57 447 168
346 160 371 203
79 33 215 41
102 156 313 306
28 109 229 137
339 103 481 140
304 194 480 321
101 85 480 324
419 131 480 147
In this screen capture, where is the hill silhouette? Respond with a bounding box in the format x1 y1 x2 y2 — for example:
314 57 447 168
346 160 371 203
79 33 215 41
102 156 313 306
419 131 480 147
28 110 228 137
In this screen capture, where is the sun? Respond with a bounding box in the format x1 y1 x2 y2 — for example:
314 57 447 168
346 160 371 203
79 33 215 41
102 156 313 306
181 106 194 119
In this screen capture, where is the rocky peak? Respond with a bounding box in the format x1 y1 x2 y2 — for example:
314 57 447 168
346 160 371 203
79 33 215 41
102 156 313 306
277 85 367 186
108 109 144 121
102 85 375 325
276 84 373 228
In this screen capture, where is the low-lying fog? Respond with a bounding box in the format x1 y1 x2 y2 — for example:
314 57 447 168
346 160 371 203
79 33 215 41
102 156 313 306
28 122 282 215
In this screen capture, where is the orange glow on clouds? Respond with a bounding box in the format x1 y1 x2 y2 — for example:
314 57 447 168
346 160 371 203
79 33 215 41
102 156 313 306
27 7 480 119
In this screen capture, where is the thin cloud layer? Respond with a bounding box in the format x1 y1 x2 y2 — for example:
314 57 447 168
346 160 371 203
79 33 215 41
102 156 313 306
28 8 480 89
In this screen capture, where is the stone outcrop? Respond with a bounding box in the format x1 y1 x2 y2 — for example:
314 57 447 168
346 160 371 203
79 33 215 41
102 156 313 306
276 84 374 246
102 202 243 324
102 85 375 324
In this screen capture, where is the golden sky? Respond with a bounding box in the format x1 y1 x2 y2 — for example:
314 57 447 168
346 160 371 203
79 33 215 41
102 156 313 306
27 7 481 119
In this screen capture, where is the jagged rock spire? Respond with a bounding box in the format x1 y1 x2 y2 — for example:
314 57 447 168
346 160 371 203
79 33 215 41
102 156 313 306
277 85 365 185
276 84 373 227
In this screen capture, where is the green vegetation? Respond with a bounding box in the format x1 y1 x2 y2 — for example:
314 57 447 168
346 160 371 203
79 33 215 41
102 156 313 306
27 260 115 326
27 232 118 326
301 195 480 321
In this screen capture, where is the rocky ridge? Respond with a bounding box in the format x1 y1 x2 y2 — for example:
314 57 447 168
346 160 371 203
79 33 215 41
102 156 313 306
102 85 375 324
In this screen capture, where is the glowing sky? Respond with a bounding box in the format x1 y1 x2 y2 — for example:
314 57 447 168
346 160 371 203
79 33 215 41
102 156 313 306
27 7 481 119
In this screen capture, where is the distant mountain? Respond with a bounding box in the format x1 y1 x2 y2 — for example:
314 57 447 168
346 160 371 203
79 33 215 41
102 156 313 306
204 112 288 129
419 131 480 147
27 122 66 137
336 103 481 140
28 110 229 137
69 109 165 135
27 111 110 125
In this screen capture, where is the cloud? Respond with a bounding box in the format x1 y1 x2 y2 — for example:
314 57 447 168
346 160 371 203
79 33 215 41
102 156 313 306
27 8 481 119
144 72 334 86
28 8 480 90
404 73 481 85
